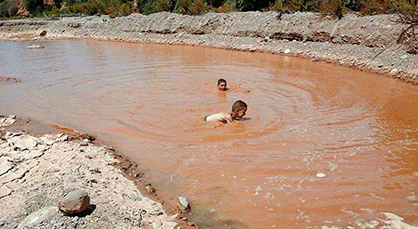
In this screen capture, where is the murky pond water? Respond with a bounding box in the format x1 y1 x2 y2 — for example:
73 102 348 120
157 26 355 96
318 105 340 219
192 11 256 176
1 40 417 228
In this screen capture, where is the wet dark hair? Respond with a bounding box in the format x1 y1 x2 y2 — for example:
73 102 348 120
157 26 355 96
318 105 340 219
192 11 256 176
232 100 247 111
217 78 227 85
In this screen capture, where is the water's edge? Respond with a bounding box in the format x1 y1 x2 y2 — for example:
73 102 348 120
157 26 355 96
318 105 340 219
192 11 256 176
0 115 199 228
1 12 418 85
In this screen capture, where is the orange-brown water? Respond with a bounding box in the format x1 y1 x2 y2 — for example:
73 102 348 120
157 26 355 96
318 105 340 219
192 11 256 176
1 40 417 228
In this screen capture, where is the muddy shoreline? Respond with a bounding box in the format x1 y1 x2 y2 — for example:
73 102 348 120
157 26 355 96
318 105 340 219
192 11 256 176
1 11 418 85
0 115 197 228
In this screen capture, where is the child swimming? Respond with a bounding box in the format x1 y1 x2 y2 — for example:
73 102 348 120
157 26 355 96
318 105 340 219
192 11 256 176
205 100 247 124
217 78 228 91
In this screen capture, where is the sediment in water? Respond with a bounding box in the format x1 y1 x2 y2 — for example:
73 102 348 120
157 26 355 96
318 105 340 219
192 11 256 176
0 12 417 85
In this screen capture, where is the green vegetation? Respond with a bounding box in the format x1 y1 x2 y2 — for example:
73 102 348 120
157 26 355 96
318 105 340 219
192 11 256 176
0 0 416 19
0 0 18 17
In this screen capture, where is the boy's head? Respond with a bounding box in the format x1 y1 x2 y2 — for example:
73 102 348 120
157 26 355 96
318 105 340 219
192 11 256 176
231 100 247 120
217 78 227 91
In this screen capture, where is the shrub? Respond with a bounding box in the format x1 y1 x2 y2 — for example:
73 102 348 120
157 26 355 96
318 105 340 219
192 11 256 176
156 0 172 12
25 0 43 13
320 0 344 19
0 0 18 17
394 0 418 54
189 0 208 14
136 0 156 14
173 0 190 13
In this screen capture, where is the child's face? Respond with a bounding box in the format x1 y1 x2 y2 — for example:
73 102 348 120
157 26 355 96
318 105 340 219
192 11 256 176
218 82 227 91
232 107 247 120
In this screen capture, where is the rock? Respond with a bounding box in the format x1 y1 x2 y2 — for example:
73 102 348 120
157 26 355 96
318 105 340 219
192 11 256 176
388 69 398 76
25 44 44 49
0 117 16 127
54 134 68 143
40 30 47 36
0 157 13 176
0 184 12 198
58 189 90 215
10 135 38 150
316 172 326 178
1 164 28 183
284 49 291 54
407 68 418 76
381 212 418 229
263 36 272 42
17 206 59 229
22 149 44 160
178 196 190 212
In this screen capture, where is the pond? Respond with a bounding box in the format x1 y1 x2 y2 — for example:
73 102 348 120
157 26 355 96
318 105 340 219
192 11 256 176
1 40 417 228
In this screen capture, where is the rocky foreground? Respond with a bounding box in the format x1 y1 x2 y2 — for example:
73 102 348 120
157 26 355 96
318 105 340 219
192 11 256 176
0 115 185 229
1 11 418 84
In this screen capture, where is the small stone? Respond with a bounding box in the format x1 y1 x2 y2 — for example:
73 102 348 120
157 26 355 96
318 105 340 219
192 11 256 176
284 49 291 54
58 189 90 215
263 36 272 42
0 157 13 176
0 118 16 127
400 54 408 60
17 206 59 228
407 68 418 76
11 135 38 150
389 69 398 75
0 184 12 198
316 172 326 178
1 165 28 183
178 196 190 212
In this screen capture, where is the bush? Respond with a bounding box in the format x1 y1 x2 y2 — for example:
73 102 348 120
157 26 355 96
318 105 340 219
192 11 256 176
0 0 17 17
156 0 172 12
394 0 418 54
136 0 157 14
320 0 344 19
25 0 43 13
189 0 208 14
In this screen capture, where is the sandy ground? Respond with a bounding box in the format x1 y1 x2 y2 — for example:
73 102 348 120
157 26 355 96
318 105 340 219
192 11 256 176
0 115 197 229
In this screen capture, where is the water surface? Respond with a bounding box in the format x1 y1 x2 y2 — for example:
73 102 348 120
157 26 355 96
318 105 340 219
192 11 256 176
1 40 417 228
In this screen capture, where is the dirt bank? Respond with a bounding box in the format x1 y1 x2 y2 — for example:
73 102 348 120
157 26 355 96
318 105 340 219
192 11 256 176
0 115 197 229
1 11 418 84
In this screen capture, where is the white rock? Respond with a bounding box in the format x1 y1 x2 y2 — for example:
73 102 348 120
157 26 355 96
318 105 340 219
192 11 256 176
316 172 327 178
178 196 190 212
0 184 12 198
1 164 29 183
0 157 13 176
0 118 16 127
17 206 59 228
9 135 38 150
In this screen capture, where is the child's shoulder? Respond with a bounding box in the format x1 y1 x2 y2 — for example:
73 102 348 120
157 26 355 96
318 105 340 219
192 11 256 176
205 112 231 122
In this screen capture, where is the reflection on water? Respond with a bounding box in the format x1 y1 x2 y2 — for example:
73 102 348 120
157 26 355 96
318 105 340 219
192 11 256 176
1 40 417 228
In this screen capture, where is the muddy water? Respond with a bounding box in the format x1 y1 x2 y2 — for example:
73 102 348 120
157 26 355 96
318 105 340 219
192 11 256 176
1 40 417 228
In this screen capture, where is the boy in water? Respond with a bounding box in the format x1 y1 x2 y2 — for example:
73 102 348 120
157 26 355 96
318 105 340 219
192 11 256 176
205 100 247 124
217 78 228 91
217 78 250 93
